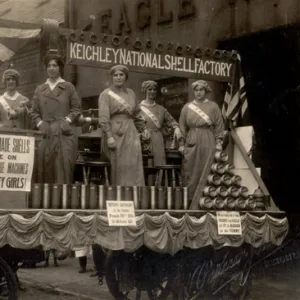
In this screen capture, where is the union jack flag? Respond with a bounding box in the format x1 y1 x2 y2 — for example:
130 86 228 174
0 18 41 63
222 54 250 127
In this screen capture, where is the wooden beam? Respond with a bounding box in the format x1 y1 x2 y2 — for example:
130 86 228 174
0 208 286 218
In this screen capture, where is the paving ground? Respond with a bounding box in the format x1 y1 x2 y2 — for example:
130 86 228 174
18 256 113 300
17 255 300 300
19 287 85 300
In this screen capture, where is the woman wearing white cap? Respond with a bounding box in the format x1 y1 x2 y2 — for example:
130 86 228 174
179 80 224 201
140 80 182 166
0 67 29 128
98 65 150 186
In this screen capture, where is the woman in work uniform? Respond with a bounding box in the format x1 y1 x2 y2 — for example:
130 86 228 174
30 51 81 184
0 67 30 129
179 80 224 202
140 80 182 166
98 65 150 186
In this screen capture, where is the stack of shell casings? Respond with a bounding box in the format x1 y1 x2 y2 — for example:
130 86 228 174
199 150 255 211
30 184 188 210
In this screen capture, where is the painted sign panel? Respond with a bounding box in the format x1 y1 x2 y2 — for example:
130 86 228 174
67 40 235 82
0 134 34 192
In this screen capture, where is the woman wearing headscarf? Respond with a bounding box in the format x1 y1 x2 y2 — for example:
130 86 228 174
179 80 224 201
30 51 81 184
98 65 150 186
140 80 182 166
0 67 30 128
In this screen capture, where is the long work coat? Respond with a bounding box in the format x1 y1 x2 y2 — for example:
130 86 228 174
179 99 224 201
31 82 81 184
0 92 29 129
140 101 179 166
99 86 147 186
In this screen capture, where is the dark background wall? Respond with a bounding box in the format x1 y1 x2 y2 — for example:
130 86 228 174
220 27 300 212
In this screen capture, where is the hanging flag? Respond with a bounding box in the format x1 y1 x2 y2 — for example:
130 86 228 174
222 54 250 127
0 19 41 63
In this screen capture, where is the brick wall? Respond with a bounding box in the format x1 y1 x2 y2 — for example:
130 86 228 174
0 39 46 100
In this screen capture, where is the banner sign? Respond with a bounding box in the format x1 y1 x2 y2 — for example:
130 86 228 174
67 41 235 82
217 211 242 235
0 134 34 192
106 201 136 226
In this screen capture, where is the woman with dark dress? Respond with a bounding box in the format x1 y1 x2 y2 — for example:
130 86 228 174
30 51 81 184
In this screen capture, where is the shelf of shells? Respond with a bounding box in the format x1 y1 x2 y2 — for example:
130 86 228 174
29 183 190 210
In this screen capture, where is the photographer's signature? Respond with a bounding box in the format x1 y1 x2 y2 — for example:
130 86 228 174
189 249 249 293
185 235 300 299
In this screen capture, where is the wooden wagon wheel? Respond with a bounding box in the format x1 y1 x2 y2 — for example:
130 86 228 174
0 256 19 300
147 271 174 300
218 270 252 300
105 250 142 300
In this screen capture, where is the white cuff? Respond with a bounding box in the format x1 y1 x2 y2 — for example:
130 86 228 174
65 117 72 123
37 121 43 128
107 137 115 144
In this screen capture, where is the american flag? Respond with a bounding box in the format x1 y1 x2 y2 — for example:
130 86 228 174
222 54 250 127
0 19 41 63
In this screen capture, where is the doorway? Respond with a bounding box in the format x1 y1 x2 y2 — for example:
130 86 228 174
219 27 300 212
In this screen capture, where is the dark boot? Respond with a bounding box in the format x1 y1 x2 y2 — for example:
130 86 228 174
44 250 50 267
53 258 59 267
92 244 106 277
53 250 59 267
78 256 87 273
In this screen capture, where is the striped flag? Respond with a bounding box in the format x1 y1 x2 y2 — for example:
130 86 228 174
0 19 41 63
222 54 249 127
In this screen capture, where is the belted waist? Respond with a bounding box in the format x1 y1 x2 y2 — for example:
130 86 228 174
149 128 161 133
43 117 66 123
190 126 212 130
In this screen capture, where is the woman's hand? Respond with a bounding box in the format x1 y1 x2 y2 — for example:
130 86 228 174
107 137 117 150
140 129 151 141
37 121 49 135
216 143 223 151
174 127 182 140
178 145 185 155
61 119 73 135
142 129 151 140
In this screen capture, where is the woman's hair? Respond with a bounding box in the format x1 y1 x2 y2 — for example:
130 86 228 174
2 68 20 87
109 65 129 79
191 80 212 94
44 54 65 77
141 80 158 93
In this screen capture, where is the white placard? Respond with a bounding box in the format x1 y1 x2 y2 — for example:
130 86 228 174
0 134 35 192
106 201 136 226
217 211 242 235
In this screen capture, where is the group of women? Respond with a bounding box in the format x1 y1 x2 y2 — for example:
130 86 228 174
98 64 224 201
1 53 224 202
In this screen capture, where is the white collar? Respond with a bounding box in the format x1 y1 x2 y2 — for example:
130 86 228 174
46 77 65 90
193 99 209 104
140 100 156 107
3 91 20 101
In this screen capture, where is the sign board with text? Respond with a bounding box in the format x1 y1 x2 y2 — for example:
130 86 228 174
217 211 242 236
106 201 136 226
0 134 34 192
67 40 235 82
